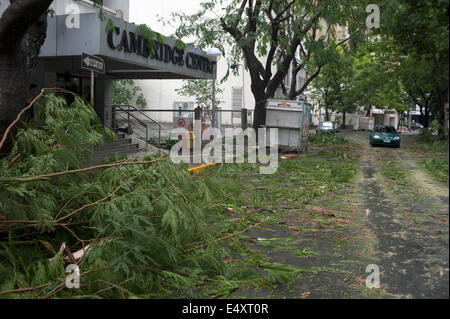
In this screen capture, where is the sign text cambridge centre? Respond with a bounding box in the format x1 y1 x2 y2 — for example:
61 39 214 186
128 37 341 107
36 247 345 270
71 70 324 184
107 26 215 75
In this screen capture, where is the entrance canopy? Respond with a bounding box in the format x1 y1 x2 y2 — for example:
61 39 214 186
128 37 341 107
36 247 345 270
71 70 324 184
39 13 216 80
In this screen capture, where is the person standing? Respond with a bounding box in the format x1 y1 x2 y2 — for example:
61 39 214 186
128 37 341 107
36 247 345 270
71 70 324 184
24 84 39 121
63 77 78 106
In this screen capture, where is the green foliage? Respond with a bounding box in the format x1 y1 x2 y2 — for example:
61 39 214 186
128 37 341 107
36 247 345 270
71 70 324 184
329 164 357 183
309 131 350 145
407 137 449 185
112 80 147 109
381 0 449 137
310 46 357 116
137 24 166 57
0 94 240 298
175 80 224 111
418 121 449 143
423 157 449 185
381 161 409 185
166 0 372 103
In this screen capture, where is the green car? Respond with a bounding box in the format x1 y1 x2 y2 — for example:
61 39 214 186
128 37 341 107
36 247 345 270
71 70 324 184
369 125 401 148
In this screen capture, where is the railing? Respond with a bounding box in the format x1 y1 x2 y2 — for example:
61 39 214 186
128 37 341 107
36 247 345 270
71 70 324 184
125 108 254 130
110 105 162 147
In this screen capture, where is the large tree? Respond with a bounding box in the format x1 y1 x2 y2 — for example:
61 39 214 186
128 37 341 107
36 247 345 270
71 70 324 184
0 0 53 154
333 38 410 121
310 46 355 122
383 0 449 138
399 56 435 127
169 0 371 130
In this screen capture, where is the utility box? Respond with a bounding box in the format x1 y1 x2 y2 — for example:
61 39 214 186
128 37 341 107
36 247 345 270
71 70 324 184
265 99 309 153
359 117 375 131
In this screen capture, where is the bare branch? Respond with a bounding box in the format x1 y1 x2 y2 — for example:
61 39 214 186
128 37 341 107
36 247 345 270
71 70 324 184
293 65 323 97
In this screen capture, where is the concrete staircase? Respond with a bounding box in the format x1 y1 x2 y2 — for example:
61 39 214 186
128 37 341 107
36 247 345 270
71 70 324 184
90 132 143 165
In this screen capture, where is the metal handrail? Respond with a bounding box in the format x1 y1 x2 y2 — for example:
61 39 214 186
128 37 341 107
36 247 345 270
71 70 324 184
114 107 148 148
110 104 162 146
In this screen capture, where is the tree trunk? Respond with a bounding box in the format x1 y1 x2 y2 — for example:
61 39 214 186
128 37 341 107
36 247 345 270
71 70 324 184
325 105 330 122
436 86 449 140
342 111 346 128
424 106 430 128
0 0 52 156
397 113 403 131
418 105 425 126
252 92 267 131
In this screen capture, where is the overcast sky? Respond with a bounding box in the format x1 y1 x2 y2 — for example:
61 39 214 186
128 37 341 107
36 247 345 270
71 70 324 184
129 0 200 34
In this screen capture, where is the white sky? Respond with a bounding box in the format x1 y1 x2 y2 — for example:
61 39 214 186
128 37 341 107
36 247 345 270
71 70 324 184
129 0 202 34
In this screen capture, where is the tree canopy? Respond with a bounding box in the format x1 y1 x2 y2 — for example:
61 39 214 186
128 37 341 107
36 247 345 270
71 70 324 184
168 0 374 129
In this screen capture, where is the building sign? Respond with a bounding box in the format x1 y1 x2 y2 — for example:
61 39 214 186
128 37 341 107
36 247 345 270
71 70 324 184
107 27 215 74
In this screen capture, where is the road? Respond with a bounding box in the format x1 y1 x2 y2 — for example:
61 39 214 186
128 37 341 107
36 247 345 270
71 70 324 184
227 130 448 299
343 130 449 298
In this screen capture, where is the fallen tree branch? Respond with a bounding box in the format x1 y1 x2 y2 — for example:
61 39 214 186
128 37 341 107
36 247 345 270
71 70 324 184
0 283 52 296
184 217 269 253
0 88 77 151
3 156 171 182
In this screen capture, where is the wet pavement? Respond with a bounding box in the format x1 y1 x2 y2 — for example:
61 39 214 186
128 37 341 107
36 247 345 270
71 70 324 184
345 130 449 298
229 130 448 299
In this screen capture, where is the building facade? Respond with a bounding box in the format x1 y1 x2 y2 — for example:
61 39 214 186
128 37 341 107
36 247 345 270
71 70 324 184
1 0 217 137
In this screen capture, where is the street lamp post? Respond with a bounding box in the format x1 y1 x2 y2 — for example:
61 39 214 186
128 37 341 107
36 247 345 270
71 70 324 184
206 48 222 129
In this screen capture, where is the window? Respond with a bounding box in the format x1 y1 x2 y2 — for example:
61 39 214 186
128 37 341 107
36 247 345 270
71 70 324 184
375 126 397 133
232 87 243 119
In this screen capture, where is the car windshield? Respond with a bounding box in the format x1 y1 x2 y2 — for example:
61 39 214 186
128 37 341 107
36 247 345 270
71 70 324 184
375 126 397 133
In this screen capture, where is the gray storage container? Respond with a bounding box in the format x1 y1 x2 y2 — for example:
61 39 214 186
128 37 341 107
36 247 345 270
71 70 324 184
265 99 308 152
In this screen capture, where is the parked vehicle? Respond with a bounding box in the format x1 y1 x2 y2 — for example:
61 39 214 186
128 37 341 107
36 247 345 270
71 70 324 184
369 125 401 148
409 122 424 130
317 121 335 133
333 122 340 133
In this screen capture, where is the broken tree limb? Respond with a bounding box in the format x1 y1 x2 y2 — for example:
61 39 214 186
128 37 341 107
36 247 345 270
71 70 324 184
184 217 269 253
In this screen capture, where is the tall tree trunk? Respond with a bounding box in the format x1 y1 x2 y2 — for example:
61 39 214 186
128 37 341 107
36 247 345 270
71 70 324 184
436 86 449 140
252 91 267 131
325 105 330 122
0 0 52 156
424 106 430 128
418 105 425 126
342 111 346 128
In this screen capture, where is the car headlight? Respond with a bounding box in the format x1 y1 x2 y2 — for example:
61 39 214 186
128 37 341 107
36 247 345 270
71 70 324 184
394 136 400 140
373 135 381 139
